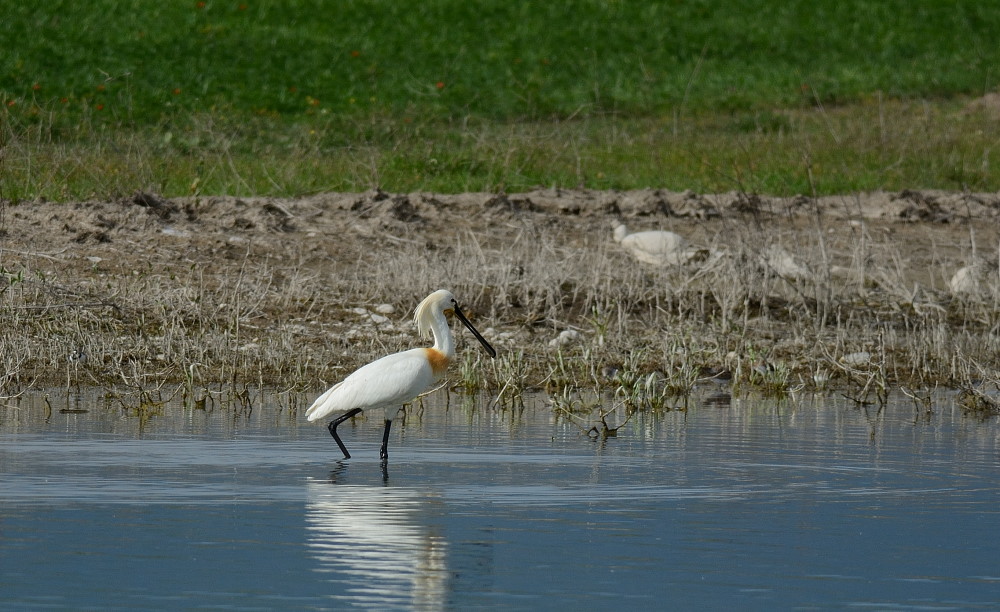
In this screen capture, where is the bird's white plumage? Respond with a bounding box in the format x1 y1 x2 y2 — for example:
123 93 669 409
305 290 461 423
613 223 690 266
305 348 438 422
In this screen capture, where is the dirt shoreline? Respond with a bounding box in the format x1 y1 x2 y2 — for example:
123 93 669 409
1 188 999 406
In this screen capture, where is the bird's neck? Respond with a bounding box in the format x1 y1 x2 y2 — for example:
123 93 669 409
430 316 456 358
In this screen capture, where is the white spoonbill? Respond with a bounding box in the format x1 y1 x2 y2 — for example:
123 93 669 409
612 222 690 266
306 289 496 461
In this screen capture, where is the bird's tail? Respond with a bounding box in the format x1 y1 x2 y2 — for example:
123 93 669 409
305 382 344 422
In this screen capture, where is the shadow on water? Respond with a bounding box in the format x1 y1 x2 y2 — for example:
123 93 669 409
1 387 1000 609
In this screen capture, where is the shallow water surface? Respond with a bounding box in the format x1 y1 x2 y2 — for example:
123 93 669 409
1 390 999 610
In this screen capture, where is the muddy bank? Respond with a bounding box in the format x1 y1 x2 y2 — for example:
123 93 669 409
1 188 998 404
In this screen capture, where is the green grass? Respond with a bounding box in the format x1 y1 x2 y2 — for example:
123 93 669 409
1 0 999 198
3 100 995 199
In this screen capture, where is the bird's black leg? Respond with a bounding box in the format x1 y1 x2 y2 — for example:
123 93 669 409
380 419 393 462
328 408 363 459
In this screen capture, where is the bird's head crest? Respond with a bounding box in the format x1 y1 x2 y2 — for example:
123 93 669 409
413 289 455 337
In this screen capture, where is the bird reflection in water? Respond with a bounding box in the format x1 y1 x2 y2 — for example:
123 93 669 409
305 476 448 609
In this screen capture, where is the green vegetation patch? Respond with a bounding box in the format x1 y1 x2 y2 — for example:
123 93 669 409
1 1 998 197
5 1 999 121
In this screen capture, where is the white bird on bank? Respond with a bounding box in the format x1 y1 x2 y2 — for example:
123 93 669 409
306 289 496 462
612 222 691 266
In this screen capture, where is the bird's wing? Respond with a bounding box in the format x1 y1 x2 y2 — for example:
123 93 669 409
624 231 685 254
305 349 435 422
621 232 689 265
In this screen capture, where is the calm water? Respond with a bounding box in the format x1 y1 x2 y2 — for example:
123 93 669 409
1 388 999 610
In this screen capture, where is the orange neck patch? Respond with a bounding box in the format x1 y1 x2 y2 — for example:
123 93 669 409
424 347 449 376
